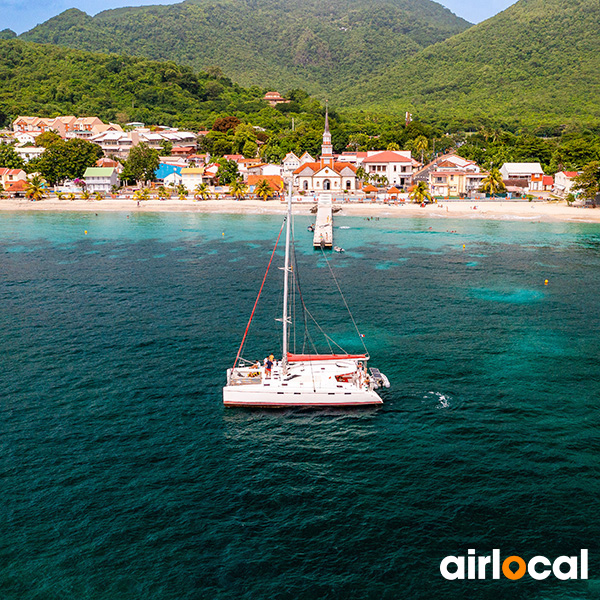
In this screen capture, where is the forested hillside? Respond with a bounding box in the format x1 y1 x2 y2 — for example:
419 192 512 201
20 0 470 98
355 0 600 128
0 39 280 130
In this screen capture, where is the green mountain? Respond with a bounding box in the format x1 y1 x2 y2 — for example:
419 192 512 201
20 0 470 98
0 39 288 130
357 0 600 127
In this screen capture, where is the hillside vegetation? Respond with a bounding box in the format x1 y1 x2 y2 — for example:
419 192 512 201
355 0 600 128
20 0 470 99
0 39 278 130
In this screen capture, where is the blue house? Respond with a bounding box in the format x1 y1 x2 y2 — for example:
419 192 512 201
155 163 183 181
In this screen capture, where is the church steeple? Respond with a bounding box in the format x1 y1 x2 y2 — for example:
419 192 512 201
320 103 334 167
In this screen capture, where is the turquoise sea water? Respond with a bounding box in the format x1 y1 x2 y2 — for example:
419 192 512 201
1 211 599 599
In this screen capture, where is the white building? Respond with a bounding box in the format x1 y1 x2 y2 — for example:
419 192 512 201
361 151 414 188
83 167 119 193
282 152 300 177
14 145 45 163
553 171 579 197
500 163 544 188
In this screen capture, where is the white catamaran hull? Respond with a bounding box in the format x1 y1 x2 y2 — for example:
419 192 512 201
223 386 383 407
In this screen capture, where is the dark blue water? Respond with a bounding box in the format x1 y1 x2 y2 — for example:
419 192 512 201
1 211 599 599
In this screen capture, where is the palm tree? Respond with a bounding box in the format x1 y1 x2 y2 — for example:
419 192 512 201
414 136 428 165
133 188 150 202
409 181 433 204
229 179 248 201
194 182 210 201
386 142 400 151
480 168 506 197
56 191 64 200
157 185 169 201
94 191 103 201
81 190 91 200
176 184 188 199
254 179 273 201
0 183 5 199
25 175 46 201
68 192 76 201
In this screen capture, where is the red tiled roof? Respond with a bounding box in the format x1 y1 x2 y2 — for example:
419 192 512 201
363 184 378 192
562 171 579 178
387 186 401 193
362 151 412 164
247 175 283 190
543 175 554 185
293 161 357 175
5 180 28 192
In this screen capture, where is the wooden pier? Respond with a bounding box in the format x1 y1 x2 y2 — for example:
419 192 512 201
313 196 333 249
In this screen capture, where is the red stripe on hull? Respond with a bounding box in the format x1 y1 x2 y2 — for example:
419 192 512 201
224 400 383 408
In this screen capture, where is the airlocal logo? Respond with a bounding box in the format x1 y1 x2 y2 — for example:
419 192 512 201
441 549 588 581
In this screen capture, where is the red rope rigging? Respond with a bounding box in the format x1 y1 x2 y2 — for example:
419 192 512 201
232 219 286 370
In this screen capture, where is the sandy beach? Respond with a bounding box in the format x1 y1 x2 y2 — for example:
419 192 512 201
1 197 599 223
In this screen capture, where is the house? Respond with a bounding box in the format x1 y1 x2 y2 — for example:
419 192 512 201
553 171 579 197
83 167 119 193
293 111 357 194
414 154 480 183
5 179 28 197
156 163 183 181
429 169 488 197
282 152 300 176
263 92 290 107
14 145 45 163
247 174 284 195
542 175 554 191
299 152 315 165
499 163 545 190
0 168 27 189
180 167 208 191
361 151 414 188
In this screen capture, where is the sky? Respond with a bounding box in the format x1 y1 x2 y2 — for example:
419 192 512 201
0 0 516 35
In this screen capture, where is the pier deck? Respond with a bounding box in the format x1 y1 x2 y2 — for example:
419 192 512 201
313 196 333 248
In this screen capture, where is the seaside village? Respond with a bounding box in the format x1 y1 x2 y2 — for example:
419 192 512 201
0 105 583 203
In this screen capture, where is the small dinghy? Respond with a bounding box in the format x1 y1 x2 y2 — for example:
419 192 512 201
334 246 345 253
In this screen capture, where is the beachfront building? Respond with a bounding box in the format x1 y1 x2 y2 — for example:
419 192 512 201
428 169 488 197
83 167 119 193
180 167 210 191
14 145 45 163
361 151 414 189
282 152 301 177
499 163 545 190
0 168 27 189
293 112 357 194
553 171 579 197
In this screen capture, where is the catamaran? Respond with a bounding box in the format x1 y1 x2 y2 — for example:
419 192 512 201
222 185 389 408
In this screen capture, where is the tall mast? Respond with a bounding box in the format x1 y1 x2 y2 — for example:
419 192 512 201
281 180 292 372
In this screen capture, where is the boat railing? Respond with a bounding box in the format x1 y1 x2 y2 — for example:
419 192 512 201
227 367 263 386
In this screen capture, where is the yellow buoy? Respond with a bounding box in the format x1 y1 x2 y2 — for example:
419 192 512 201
462 244 465 249
222 232 225 236
544 279 548 285
84 230 88 234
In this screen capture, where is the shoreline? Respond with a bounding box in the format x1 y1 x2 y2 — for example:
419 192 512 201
1 198 599 223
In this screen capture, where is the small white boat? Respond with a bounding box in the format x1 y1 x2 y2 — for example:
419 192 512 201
223 184 389 408
334 246 344 253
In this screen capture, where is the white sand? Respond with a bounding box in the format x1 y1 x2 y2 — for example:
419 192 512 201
1 198 599 223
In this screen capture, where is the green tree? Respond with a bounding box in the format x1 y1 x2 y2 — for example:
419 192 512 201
413 135 428 165
159 140 173 156
25 174 46 201
254 178 273 201
35 131 62 148
480 168 506 196
409 181 432 204
176 184 188 199
573 162 600 202
213 116 241 133
30 138 102 185
121 143 159 184
157 185 169 200
194 182 210 200
229 179 248 200
0 182 5 198
0 145 25 169
216 159 240 185
81 189 91 200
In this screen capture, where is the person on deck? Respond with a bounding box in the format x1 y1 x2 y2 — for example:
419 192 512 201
265 356 273 378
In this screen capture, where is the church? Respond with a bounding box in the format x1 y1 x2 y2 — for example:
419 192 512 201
293 111 357 193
